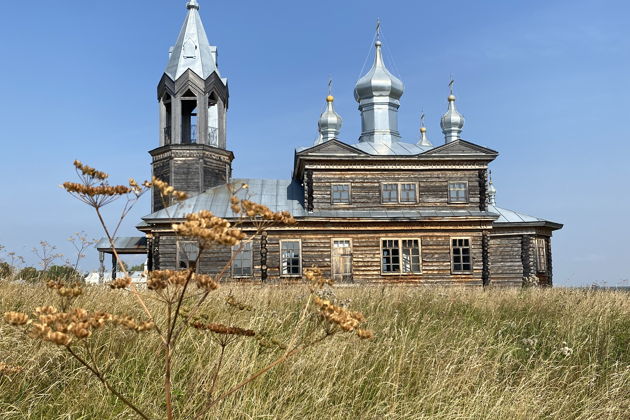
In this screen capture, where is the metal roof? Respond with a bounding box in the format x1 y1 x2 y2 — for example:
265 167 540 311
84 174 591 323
165 1 220 81
489 205 546 224
143 179 306 221
351 141 432 155
96 237 147 254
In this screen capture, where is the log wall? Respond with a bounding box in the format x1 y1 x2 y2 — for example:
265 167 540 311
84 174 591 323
310 169 481 211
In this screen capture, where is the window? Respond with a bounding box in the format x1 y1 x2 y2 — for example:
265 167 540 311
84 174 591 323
280 240 301 276
400 183 417 203
535 238 547 272
448 182 469 203
382 183 418 204
177 241 199 269
331 184 351 204
451 238 472 273
401 239 421 273
381 239 422 274
232 241 253 277
381 184 399 203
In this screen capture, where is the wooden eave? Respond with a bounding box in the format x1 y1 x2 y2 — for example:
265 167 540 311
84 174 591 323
292 139 498 180
148 143 234 161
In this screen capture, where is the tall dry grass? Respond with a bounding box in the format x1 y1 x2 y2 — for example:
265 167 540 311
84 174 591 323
1 281 628 419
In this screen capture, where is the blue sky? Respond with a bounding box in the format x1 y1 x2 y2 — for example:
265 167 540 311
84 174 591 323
0 0 628 286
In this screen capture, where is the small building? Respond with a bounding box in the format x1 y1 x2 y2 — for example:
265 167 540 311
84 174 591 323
114 1 561 287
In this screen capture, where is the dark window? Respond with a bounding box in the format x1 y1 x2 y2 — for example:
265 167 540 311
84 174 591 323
448 182 469 203
400 184 417 203
382 239 400 273
535 238 547 272
177 241 199 269
232 241 253 277
281 240 301 276
451 238 472 273
401 239 421 273
331 184 350 204
382 184 399 203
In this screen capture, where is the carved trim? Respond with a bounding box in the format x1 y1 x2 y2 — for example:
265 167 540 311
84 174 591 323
482 232 490 286
306 170 314 212
479 169 488 211
546 237 553 287
260 231 268 282
147 237 154 272
521 235 532 279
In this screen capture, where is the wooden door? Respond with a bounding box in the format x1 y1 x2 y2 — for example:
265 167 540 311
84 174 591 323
331 239 353 283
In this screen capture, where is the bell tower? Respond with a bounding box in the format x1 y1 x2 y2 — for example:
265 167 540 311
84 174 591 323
150 0 233 211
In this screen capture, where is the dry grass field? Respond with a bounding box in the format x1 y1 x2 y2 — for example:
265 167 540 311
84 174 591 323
1 280 629 420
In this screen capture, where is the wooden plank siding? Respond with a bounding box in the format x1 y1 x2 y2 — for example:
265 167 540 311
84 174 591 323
310 169 482 211
488 236 523 287
157 229 485 285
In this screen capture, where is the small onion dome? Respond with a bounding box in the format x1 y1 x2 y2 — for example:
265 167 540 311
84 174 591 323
488 179 497 205
440 94 465 143
418 126 432 147
187 0 200 10
316 95 342 144
354 40 404 102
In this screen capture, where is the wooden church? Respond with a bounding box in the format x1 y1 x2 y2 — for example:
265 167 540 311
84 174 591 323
102 0 563 287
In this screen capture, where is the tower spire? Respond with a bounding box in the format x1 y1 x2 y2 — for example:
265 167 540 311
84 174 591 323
440 78 465 143
354 21 404 145
418 110 432 147
165 0 219 81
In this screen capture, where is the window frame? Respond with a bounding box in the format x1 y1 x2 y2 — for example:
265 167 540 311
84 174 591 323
279 239 302 277
448 181 470 204
231 240 254 278
380 238 422 275
330 183 352 205
535 238 547 273
380 182 419 205
176 240 200 270
450 237 473 274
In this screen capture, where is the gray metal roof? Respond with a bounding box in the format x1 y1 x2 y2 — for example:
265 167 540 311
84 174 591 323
144 179 307 221
351 141 433 155
165 1 220 81
96 237 147 253
489 205 546 224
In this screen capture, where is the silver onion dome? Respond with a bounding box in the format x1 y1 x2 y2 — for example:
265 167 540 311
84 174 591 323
418 112 432 147
354 41 404 102
316 95 342 144
440 93 465 143
488 177 497 206
354 39 404 145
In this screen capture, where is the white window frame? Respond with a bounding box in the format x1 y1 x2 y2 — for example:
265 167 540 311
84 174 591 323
330 183 351 205
232 241 253 278
380 182 419 204
450 237 472 274
380 238 422 275
535 238 547 273
176 240 200 269
280 239 302 277
448 181 469 204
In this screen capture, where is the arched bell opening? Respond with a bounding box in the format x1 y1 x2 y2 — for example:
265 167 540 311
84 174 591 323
160 93 173 145
207 91 220 146
181 89 198 144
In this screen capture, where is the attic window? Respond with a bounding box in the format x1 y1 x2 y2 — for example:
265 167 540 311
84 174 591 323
331 184 350 204
381 184 398 203
448 182 469 203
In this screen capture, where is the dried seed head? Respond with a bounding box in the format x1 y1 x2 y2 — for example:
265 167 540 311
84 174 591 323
4 312 29 326
109 276 132 289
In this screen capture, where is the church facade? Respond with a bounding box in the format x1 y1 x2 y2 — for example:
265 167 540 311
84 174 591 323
133 1 562 287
